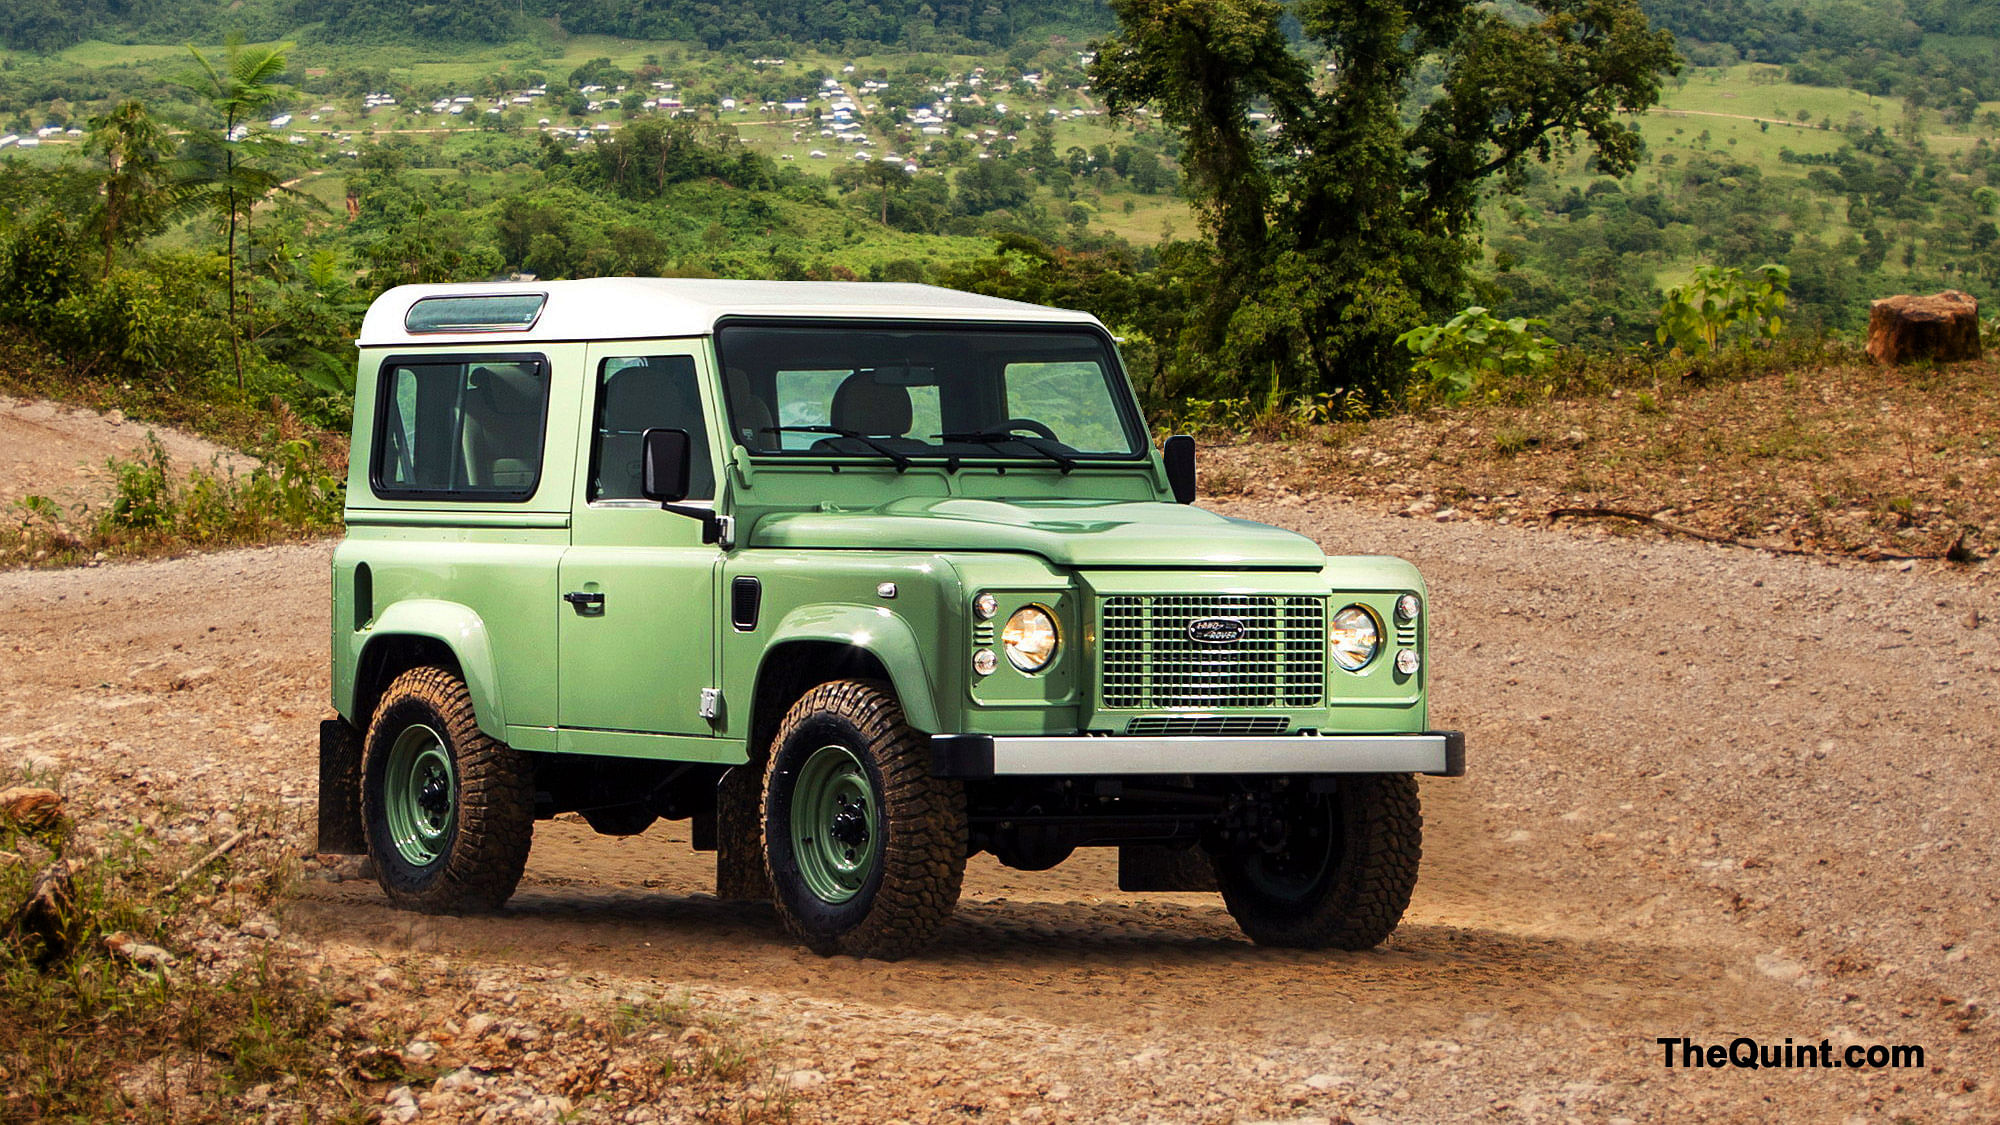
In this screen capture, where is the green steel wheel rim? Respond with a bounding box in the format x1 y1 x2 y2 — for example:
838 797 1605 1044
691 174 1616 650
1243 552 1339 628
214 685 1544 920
1242 796 1337 902
384 723 456 867
790 743 878 904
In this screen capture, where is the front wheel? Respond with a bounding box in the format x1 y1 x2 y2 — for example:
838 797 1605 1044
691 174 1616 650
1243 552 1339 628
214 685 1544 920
762 680 967 959
361 666 534 912
1211 774 1421 950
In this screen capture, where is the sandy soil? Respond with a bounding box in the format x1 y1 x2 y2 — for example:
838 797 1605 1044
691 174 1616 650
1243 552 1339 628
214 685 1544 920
5 489 2000 1121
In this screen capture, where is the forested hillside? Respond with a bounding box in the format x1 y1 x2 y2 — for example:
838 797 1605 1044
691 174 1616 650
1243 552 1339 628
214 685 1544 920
0 0 1991 470
0 0 1113 52
1642 0 2000 103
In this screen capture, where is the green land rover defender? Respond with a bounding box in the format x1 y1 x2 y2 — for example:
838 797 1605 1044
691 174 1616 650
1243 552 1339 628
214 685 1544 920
317 278 1464 959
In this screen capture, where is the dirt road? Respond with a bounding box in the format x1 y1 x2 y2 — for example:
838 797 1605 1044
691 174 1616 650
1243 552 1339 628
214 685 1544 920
4 497 1998 1122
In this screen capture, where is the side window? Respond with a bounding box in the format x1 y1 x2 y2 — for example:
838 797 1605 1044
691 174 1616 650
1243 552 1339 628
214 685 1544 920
591 355 714 501
373 355 550 500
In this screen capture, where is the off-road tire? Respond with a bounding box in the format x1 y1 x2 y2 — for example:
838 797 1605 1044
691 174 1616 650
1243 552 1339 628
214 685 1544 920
362 666 534 912
762 679 967 959
1212 773 1421 950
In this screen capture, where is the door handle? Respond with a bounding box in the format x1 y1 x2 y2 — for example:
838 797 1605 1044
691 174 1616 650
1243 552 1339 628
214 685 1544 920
564 591 605 617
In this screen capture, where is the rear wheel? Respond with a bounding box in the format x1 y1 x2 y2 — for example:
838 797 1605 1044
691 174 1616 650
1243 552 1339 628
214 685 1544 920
362 667 534 912
762 680 967 959
1212 774 1421 950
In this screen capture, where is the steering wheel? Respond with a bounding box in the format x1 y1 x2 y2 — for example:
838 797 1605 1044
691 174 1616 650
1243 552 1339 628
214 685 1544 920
998 418 1060 441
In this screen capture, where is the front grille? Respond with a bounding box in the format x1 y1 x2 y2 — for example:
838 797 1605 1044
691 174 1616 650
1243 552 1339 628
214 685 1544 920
1124 715 1291 736
1100 595 1325 709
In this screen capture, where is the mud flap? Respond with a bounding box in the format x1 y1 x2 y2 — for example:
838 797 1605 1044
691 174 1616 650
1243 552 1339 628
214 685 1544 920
317 718 366 855
714 764 772 901
1119 843 1218 893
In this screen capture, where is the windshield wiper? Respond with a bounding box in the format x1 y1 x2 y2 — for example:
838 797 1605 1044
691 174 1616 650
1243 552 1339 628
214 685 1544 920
935 430 1078 474
761 425 912 472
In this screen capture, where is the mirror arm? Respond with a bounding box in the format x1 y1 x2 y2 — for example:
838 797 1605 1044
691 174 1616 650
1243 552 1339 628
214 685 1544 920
658 503 731 547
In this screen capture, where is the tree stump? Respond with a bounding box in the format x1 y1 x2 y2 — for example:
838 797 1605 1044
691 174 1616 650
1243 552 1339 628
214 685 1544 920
1866 290 1982 365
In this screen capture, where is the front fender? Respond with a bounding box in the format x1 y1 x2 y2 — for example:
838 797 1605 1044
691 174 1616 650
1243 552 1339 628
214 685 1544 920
352 599 508 740
765 604 942 732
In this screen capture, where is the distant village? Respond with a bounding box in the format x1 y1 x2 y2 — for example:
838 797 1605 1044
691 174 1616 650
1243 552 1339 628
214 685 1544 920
1 55 1116 171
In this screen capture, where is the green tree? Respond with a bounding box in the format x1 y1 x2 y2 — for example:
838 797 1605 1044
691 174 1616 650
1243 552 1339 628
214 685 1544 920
1090 0 1677 401
176 34 296 387
953 159 1033 217
84 99 176 278
834 159 913 226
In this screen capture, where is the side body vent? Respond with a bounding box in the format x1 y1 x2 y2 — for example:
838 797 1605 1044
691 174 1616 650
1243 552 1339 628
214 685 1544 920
731 576 762 632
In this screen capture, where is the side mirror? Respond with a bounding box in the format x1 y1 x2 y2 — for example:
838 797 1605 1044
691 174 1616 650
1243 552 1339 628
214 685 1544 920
1163 434 1196 504
641 427 730 547
641 428 692 504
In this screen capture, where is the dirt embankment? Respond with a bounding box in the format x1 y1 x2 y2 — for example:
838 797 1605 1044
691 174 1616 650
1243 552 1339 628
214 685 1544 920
1202 356 2000 565
5 490 1999 1121
0 394 257 518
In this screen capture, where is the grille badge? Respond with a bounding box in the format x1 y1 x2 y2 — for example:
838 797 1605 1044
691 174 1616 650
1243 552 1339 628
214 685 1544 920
1185 616 1247 644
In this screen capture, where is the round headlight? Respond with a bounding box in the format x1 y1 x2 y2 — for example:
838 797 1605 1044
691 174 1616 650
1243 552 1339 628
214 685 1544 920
1395 648 1421 675
973 648 998 676
1330 605 1381 671
973 592 999 620
1396 593 1422 622
1001 605 1060 672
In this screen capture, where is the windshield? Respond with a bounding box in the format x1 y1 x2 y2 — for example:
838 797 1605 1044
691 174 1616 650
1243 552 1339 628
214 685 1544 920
715 323 1146 463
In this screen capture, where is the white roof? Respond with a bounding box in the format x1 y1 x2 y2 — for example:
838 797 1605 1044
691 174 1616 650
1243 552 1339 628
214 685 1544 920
357 278 1098 348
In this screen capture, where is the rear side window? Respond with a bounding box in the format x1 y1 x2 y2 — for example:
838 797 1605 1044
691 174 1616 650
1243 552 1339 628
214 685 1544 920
372 354 550 501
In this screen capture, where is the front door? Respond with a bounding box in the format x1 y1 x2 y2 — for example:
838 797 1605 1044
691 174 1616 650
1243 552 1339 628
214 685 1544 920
558 341 722 738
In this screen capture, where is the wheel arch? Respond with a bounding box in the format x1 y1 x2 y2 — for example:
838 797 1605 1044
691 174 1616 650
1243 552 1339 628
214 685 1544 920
346 599 507 740
749 610 941 762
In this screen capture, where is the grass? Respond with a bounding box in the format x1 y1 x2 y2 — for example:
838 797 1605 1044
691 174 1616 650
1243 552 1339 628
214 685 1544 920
3 428 344 569
1087 190 1195 242
55 40 198 65
0 767 365 1123
2 760 802 1121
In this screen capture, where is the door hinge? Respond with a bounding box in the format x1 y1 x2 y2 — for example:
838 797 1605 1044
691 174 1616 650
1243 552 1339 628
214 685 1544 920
698 688 723 720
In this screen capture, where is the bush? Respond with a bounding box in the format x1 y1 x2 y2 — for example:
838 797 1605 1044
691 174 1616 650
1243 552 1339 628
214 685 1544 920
1655 264 1790 356
4 434 344 567
1396 307 1558 401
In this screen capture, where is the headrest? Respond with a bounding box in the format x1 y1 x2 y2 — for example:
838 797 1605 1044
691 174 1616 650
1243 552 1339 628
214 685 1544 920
469 365 541 416
726 367 774 448
830 373 912 436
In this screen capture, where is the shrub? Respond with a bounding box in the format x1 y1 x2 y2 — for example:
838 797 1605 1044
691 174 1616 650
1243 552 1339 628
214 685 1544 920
1396 307 1558 400
3 434 344 567
1655 264 1790 356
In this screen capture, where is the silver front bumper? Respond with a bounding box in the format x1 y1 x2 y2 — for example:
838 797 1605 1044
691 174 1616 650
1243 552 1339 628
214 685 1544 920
931 730 1464 778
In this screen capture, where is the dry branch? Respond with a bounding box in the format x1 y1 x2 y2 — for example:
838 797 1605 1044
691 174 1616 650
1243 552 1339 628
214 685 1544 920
161 829 249 898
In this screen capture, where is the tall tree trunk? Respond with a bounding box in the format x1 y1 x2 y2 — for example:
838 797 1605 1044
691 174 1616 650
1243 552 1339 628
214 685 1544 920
227 187 242 389
225 118 243 389
243 203 254 323
101 197 118 279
